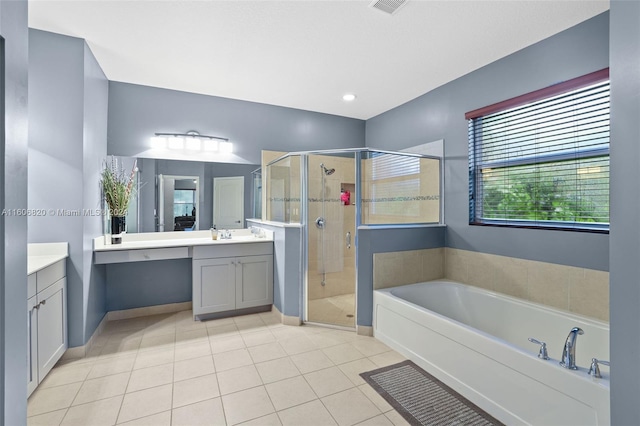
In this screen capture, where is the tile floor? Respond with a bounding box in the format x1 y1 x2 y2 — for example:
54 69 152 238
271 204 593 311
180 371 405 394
307 294 355 328
27 309 409 426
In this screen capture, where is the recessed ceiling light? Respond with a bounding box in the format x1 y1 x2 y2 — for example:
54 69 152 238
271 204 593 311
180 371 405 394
343 93 357 102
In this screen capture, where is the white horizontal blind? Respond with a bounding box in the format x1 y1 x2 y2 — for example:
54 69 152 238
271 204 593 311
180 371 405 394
469 80 610 230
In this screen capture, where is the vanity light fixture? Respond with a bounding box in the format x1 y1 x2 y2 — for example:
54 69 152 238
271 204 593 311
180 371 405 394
152 131 231 153
342 93 357 102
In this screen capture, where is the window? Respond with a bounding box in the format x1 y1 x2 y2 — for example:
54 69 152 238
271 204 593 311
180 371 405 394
467 69 610 231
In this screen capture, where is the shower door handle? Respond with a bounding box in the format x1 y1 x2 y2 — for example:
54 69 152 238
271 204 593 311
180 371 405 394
346 232 351 249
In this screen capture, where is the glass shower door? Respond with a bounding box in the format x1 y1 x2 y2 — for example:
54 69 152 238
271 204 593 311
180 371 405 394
306 153 356 328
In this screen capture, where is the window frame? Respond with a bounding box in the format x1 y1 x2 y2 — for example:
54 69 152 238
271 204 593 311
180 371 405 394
467 69 610 233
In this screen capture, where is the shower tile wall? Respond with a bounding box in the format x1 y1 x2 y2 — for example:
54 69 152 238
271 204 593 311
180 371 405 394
307 155 356 301
372 248 609 322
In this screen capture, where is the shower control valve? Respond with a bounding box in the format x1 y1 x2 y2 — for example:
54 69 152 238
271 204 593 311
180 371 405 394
528 337 549 360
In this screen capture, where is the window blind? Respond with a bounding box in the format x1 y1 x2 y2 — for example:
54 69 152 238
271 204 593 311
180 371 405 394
468 72 610 231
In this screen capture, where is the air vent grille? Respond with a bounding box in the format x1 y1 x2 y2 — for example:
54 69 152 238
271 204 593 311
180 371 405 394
370 0 408 15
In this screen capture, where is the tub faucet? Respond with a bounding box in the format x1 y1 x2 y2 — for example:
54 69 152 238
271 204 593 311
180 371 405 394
560 327 584 370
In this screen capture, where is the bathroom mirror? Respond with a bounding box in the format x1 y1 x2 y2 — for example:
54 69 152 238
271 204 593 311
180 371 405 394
112 156 260 233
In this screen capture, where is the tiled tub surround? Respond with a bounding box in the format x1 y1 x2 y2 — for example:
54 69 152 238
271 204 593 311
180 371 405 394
27 310 408 426
373 247 609 322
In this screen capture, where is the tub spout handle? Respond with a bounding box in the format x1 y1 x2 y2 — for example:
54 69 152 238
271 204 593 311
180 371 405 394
588 358 610 378
528 337 549 360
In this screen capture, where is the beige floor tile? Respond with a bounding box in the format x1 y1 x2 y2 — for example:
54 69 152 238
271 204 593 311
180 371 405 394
355 414 394 426
271 327 306 341
173 373 221 408
242 330 276 347
210 335 246 355
384 410 410 426
222 386 275 425
213 348 253 371
264 376 317 411
247 342 288 364
304 367 354 398
322 388 381 426
117 410 171 425
322 343 365 365
99 339 142 358
138 333 175 351
27 408 67 426
207 323 240 339
255 357 300 384
133 348 175 370
239 413 282 426
127 364 173 393
174 340 211 362
176 317 207 332
217 365 263 395
87 355 136 380
357 385 392 413
117 383 173 423
277 399 337 426
72 372 130 406
175 328 209 346
174 355 215 382
350 338 391 357
308 332 344 349
141 324 176 338
61 395 123 426
338 358 377 386
204 317 236 328
290 349 334 374
38 362 93 389
28 382 82 417
368 351 405 369
279 336 319 356
172 398 226 426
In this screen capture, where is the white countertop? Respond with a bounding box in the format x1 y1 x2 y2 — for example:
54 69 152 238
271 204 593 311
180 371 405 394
93 229 273 252
28 243 69 275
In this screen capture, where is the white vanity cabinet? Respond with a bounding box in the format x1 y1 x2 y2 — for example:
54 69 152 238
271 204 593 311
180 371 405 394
27 259 67 397
192 242 273 316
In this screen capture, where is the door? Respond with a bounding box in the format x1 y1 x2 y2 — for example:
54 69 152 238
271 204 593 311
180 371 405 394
193 258 236 315
37 278 67 382
213 176 244 229
27 296 38 397
236 255 274 309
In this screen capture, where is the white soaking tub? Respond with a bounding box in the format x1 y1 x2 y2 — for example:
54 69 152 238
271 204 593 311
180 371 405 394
373 280 610 425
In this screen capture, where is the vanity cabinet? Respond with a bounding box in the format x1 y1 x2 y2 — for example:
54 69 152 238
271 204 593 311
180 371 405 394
27 260 67 397
192 243 273 316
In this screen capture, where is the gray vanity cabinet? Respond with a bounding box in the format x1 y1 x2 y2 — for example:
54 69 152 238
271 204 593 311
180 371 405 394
192 242 273 317
27 260 67 397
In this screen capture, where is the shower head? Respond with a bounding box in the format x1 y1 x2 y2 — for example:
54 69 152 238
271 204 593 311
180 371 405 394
320 164 336 176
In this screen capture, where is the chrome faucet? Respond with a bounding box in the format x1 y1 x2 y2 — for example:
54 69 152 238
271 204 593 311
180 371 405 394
560 327 584 370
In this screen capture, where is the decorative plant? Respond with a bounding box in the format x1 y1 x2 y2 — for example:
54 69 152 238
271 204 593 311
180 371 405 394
101 156 138 217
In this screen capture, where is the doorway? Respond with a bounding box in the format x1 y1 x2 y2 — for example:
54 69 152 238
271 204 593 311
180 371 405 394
213 176 244 229
157 174 199 231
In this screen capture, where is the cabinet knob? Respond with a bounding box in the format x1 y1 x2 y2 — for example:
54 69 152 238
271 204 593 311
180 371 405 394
41 299 46 306
230 261 235 265
237 260 242 264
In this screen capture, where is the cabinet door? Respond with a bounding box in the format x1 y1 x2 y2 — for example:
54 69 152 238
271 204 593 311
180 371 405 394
27 296 38 397
235 255 274 309
193 258 236 315
37 277 67 382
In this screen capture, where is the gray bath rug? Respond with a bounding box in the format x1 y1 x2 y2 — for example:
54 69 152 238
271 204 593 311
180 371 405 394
360 360 503 426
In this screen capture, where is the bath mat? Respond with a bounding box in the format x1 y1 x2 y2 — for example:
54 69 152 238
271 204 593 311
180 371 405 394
360 360 503 426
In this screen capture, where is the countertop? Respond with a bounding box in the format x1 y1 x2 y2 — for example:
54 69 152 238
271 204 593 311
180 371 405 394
93 229 273 252
28 243 69 275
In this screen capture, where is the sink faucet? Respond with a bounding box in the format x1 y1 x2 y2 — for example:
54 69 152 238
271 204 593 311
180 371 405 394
560 327 584 370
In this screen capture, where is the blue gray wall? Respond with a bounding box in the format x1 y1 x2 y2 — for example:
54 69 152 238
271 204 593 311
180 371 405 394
365 12 610 271
107 81 366 165
609 1 640 423
28 29 108 347
356 227 445 327
0 0 28 423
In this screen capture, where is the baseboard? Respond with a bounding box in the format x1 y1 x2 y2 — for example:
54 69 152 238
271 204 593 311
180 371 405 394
272 304 302 326
61 313 109 362
107 301 192 321
357 325 374 337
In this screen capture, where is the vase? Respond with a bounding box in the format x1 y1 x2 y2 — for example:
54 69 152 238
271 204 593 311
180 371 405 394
111 216 126 244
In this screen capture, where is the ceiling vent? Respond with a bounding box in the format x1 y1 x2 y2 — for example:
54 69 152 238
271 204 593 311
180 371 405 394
369 0 408 15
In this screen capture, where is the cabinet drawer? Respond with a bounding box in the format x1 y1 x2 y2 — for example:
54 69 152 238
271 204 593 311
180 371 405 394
95 247 189 264
28 273 37 299
36 260 66 293
192 242 273 260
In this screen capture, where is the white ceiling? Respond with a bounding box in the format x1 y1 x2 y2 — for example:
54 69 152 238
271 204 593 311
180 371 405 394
28 1 609 120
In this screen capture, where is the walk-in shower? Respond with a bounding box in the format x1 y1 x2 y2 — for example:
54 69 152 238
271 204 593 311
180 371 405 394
265 148 442 329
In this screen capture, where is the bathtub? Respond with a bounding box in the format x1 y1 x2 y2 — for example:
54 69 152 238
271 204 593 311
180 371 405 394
373 280 610 425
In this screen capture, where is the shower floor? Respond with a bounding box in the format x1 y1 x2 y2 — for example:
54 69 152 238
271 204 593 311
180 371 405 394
307 293 355 328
